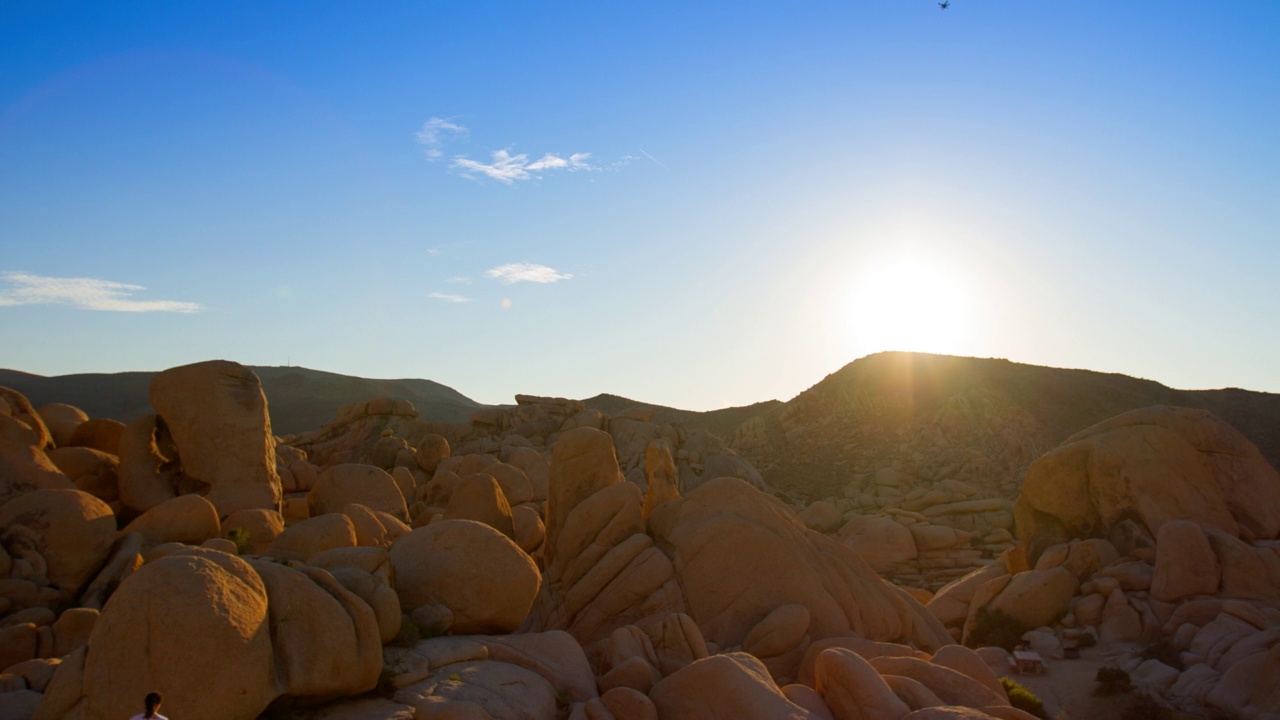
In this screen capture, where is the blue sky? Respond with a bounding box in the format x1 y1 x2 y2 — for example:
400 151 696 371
1 1 1277 409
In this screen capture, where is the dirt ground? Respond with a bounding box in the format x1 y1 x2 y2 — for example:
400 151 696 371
999 645 1143 720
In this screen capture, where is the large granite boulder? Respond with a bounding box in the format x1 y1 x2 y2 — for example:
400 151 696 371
0 488 115 596
649 477 952 656
149 360 281 516
389 519 539 634
1014 406 1280 562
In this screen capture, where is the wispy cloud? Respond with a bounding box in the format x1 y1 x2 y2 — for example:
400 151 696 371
484 263 572 284
417 116 626 184
0 272 201 313
445 276 472 284
452 150 596 184
416 117 468 159
428 291 472 304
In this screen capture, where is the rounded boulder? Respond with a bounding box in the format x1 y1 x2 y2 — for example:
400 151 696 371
389 519 539 634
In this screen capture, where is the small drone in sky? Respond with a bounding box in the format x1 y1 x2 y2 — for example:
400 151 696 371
939 1 950 8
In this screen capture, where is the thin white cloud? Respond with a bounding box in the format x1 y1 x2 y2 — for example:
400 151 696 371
484 263 572 284
416 117 468 159
451 149 599 184
0 272 201 313
445 276 472 284
418 116 619 184
453 150 535 183
428 291 472 304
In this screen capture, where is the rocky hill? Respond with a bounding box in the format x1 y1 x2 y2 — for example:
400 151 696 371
0 366 484 435
730 352 1280 502
581 393 782 439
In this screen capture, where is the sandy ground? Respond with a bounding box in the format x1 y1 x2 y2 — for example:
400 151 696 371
998 645 1140 720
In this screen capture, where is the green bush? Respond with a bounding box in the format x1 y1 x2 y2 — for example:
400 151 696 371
999 677 1049 719
966 607 1029 651
225 527 253 554
1096 666 1133 695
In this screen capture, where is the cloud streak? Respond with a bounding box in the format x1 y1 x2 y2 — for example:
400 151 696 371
452 150 595 184
484 263 572 284
0 272 201 313
428 291 472 304
416 117 468 159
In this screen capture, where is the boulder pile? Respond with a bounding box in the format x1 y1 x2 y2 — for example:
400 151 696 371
6 359 1280 720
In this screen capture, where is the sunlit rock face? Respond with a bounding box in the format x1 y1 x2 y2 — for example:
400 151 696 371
1015 405 1280 562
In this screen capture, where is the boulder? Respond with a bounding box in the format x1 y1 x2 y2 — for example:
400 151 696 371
389 519 539 634
649 653 815 720
395 660 556 720
115 414 181 514
1099 588 1143 644
525 478 684 649
0 415 71 506
444 474 515 539
327 566 402 645
65 418 125 456
36 551 278 720
544 428 623 568
414 434 451 475
646 612 711 677
867 657 1008 709
1151 520 1220 602
745 604 812 659
46 446 118 502
910 525 961 552
51 608 98 657
485 630 598 704
149 360 281 516
483 462 534 506
120 494 220 546
512 504 545 553
221 508 285 554
649 478 950 654
987 567 1077 631
36 404 89 449
0 388 50 449
839 516 918 572
799 501 843 534
246 559 382 699
1015 406 1280 562
0 489 115 596
309 463 409 522
641 439 679 519
267 514 357 562
814 647 910 720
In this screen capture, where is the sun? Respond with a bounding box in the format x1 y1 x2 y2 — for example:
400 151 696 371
846 258 973 355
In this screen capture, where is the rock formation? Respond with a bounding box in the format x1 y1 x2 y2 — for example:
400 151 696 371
4 360 1280 720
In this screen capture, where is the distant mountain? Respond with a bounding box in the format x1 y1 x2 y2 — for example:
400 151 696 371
5 353 1276 503
0 365 486 436
726 352 1280 501
582 393 783 439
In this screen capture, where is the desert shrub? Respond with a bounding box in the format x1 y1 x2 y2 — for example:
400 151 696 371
999 677 1049 719
1139 639 1184 670
966 607 1029 651
1096 666 1134 695
225 527 252 554
391 613 443 647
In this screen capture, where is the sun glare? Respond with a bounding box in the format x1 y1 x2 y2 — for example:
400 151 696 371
846 258 973 356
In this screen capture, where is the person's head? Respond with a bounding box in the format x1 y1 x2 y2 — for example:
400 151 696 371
144 691 162 718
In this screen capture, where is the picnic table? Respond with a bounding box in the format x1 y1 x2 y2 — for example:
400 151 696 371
1012 650 1046 674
